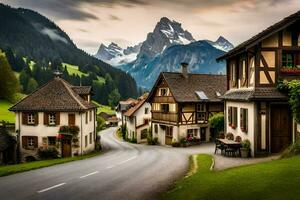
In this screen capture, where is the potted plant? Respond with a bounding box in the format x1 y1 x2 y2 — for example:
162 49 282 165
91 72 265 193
180 137 187 147
240 139 251 158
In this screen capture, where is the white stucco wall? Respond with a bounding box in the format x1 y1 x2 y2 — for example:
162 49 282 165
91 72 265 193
125 102 151 143
16 109 96 158
226 101 256 156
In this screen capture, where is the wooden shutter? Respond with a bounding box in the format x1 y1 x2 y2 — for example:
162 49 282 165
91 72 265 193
33 136 38 148
245 109 248 132
233 107 238 127
44 113 49 125
68 114 75 126
22 113 28 125
22 136 28 149
34 113 39 125
228 107 232 125
240 108 244 129
55 112 60 125
85 112 88 124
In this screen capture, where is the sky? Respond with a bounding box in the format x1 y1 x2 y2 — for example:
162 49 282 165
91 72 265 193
2 0 300 54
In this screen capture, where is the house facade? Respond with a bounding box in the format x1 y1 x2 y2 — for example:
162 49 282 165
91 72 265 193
9 74 97 160
124 95 151 143
217 11 300 156
116 98 138 126
147 63 227 145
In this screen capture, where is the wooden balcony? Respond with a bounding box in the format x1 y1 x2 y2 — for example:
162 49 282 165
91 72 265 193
152 96 175 103
152 112 178 122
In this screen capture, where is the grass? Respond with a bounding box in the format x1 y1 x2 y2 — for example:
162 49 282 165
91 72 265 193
0 99 15 123
92 101 115 115
162 154 300 200
63 63 105 84
0 151 101 177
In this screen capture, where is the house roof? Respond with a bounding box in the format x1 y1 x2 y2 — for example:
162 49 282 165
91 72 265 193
117 98 139 112
124 97 148 117
9 77 97 112
149 72 227 103
71 86 92 95
217 10 300 60
98 112 116 120
221 88 288 101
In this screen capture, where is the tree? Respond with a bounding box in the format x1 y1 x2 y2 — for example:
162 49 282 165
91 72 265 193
208 113 224 138
26 78 38 94
108 89 121 108
0 52 20 102
19 69 30 92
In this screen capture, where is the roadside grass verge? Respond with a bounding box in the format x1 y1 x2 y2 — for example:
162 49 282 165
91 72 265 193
162 154 300 200
0 99 15 123
0 151 101 177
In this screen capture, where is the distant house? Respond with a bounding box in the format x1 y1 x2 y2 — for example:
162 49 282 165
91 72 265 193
124 95 151 143
217 10 300 156
98 112 118 127
9 73 97 160
147 63 227 145
116 98 139 126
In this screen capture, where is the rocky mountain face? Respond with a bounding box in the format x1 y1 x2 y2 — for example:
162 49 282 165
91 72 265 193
95 17 234 89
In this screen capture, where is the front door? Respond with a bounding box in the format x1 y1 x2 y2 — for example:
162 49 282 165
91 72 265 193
62 138 71 157
165 126 173 145
200 127 206 141
270 104 292 153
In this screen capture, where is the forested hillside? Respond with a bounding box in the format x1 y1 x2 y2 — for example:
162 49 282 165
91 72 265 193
0 4 138 105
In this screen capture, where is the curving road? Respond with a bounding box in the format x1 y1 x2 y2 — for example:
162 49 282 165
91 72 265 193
0 128 214 200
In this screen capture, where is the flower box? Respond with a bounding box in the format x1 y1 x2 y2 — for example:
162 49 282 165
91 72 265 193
280 68 300 75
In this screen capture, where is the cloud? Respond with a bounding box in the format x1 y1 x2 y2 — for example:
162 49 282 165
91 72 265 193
40 28 69 43
109 15 122 21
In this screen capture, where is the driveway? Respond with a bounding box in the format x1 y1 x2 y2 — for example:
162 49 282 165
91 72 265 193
0 128 277 200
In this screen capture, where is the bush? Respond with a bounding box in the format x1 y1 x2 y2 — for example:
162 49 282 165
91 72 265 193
120 125 127 140
25 156 36 162
147 136 158 145
241 139 251 150
38 147 59 159
171 139 180 147
281 138 300 158
209 113 224 136
97 116 106 132
130 138 137 143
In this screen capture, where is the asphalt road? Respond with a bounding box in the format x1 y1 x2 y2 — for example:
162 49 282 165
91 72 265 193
0 128 194 200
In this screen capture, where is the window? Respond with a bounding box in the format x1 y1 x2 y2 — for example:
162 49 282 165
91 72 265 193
89 132 93 144
48 114 56 125
145 107 149 114
144 119 149 124
282 53 293 68
197 104 206 112
165 126 173 137
240 108 248 133
85 112 88 124
230 63 237 82
28 137 35 147
160 88 168 96
228 107 237 128
187 129 194 137
161 104 169 113
68 114 75 126
154 124 158 134
89 110 92 122
48 137 56 146
85 135 88 147
241 59 246 80
141 129 148 139
28 113 35 124
197 112 206 121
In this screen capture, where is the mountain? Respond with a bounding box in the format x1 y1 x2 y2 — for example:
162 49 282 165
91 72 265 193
95 17 233 89
128 41 226 88
0 4 138 101
94 42 141 66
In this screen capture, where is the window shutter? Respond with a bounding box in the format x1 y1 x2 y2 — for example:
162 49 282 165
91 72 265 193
245 109 248 132
55 112 60 125
240 108 244 129
34 113 39 125
233 107 238 127
228 107 232 125
22 136 28 149
44 113 49 125
22 113 28 125
33 136 38 148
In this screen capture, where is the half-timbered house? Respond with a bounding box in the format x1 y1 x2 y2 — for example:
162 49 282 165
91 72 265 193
217 11 300 156
147 63 227 145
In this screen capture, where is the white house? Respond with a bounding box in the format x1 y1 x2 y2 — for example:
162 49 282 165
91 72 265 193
124 96 151 143
9 74 97 160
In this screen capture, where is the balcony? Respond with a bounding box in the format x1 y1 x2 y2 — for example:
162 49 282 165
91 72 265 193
152 112 178 122
153 96 175 103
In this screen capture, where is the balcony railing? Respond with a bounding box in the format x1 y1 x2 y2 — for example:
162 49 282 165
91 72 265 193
152 112 178 122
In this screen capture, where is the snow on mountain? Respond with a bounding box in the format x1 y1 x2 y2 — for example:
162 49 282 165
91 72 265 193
206 36 234 52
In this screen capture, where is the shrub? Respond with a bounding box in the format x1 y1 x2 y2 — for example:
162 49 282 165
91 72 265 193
209 113 224 136
147 136 158 145
130 138 137 143
241 139 251 150
38 147 59 159
25 156 36 162
180 137 187 145
96 116 106 132
120 125 127 140
171 139 180 147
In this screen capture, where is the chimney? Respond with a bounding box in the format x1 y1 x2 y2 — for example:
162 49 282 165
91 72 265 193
181 62 189 78
53 70 62 78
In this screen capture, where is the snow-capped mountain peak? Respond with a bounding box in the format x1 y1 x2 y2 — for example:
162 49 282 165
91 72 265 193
206 36 234 52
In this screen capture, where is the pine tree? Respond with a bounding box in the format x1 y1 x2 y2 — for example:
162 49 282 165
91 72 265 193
26 78 38 94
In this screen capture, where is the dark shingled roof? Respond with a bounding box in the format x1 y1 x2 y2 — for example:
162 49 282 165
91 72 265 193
217 10 300 60
157 72 227 102
71 86 92 95
222 88 288 101
9 77 97 112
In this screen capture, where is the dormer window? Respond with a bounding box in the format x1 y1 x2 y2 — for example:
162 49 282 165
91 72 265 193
28 113 35 124
49 114 56 125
